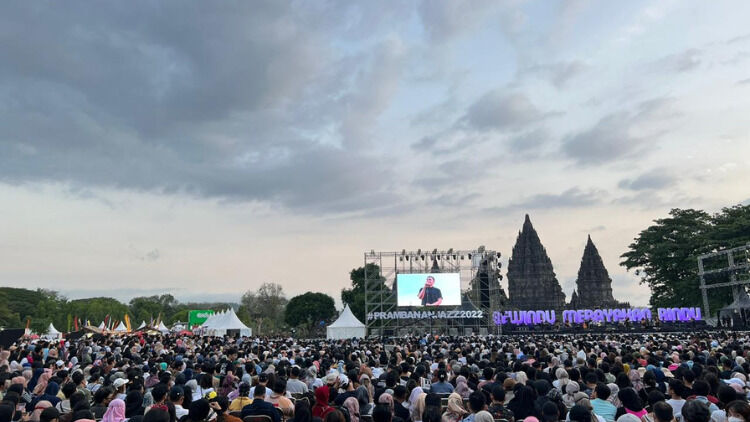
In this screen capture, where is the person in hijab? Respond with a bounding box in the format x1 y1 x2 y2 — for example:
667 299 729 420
360 375 374 404
32 373 52 397
344 397 361 422
627 371 643 392
30 401 52 422
473 411 494 422
377 393 397 420
101 399 126 422
441 393 468 422
313 387 335 419
563 382 587 410
553 369 570 391
409 391 426 422
28 369 45 394
357 386 373 416
455 377 472 400
607 384 621 409
36 383 61 408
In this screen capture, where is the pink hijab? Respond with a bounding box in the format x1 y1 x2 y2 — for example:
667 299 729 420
30 400 52 422
33 372 52 395
102 399 126 422
344 397 360 422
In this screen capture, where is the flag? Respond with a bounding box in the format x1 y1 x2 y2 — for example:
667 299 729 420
124 314 132 332
73 316 79 331
104 315 110 330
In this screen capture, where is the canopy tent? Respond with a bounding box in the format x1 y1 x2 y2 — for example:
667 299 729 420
718 289 750 327
113 321 128 332
157 321 170 333
326 305 366 340
200 308 252 337
98 321 106 330
44 323 62 339
137 321 146 330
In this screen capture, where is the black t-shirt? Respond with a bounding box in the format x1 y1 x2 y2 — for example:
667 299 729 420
420 287 443 305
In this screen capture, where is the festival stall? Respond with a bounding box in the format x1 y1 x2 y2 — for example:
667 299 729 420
44 323 62 340
199 308 252 337
113 321 128 332
326 305 366 339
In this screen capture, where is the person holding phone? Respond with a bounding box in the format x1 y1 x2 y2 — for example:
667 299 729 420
417 276 443 306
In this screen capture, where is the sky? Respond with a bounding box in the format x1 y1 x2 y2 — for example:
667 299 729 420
1 1 749 308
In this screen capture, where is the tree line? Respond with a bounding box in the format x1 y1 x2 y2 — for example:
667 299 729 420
0 285 337 337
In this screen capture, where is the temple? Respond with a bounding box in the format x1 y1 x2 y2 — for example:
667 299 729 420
507 215 567 310
569 235 623 308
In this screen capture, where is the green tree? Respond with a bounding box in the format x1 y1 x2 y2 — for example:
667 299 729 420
238 283 287 335
284 292 336 334
620 207 750 312
129 294 177 325
341 264 387 322
65 297 130 329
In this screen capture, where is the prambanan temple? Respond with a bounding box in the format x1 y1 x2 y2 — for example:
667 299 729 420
504 214 627 310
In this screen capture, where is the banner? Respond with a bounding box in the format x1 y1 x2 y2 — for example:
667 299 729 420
367 310 484 321
492 307 702 326
188 310 215 327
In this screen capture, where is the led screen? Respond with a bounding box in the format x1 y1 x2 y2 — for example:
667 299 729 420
396 273 461 306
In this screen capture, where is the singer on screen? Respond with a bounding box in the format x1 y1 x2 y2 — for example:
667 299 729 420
417 276 443 306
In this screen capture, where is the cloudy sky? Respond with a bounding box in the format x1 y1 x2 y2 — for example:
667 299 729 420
1 1 749 307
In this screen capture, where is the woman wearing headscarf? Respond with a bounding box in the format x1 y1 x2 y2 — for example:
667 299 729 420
36 383 61 408
553 369 570 391
607 384 621 409
563 382 587 410
377 393 395 418
473 411 494 422
101 399 126 422
313 387 336 419
627 371 643 392
29 401 52 422
359 374 374 404
28 368 45 393
454 377 472 400
356 386 373 416
32 372 52 397
343 397 361 422
441 393 468 422
411 387 427 422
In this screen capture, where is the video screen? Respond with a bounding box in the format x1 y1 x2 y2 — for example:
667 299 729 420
397 273 461 307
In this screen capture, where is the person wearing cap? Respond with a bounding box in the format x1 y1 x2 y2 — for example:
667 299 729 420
169 386 189 419
112 378 129 401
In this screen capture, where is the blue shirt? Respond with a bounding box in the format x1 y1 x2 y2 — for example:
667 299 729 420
591 398 617 422
430 382 454 394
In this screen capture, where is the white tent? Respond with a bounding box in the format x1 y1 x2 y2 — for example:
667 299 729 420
326 305 366 339
137 321 146 330
113 321 128 332
45 323 62 339
157 321 169 333
98 321 106 330
200 308 252 337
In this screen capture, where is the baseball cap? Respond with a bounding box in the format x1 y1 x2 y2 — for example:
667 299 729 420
113 378 129 388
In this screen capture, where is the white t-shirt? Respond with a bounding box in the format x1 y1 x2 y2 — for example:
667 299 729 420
667 399 686 417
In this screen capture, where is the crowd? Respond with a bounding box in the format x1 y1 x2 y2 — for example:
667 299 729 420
1 331 750 422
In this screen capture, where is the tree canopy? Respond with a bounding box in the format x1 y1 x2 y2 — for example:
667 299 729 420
341 263 388 322
284 292 336 331
621 204 750 312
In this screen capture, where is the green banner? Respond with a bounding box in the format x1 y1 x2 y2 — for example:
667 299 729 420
188 310 214 328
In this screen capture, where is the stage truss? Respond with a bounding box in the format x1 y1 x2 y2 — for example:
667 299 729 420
698 243 750 317
364 248 503 337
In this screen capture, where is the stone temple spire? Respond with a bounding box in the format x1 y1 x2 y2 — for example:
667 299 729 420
573 235 617 308
507 215 566 310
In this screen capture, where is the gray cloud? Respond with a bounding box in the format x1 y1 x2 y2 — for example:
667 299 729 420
653 48 702 73
618 168 677 191
0 2 407 214
461 91 554 132
561 98 678 165
485 187 605 213
418 0 501 43
523 60 589 88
